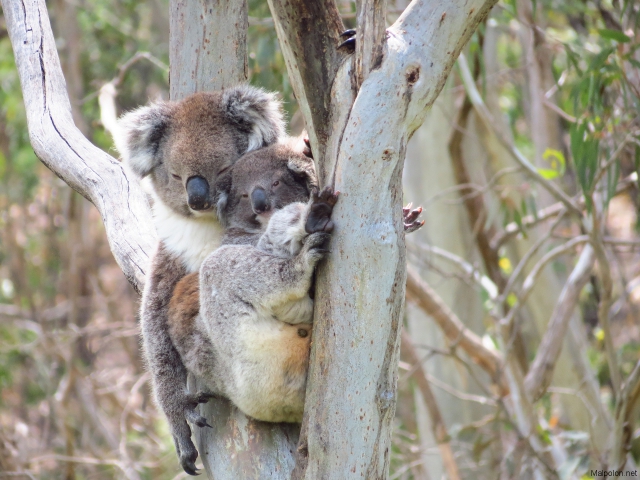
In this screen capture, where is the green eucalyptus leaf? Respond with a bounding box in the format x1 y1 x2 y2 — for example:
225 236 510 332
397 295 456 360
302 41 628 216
598 29 631 43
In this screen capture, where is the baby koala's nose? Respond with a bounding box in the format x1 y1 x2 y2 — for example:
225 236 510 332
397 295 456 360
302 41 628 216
250 187 270 214
186 176 210 210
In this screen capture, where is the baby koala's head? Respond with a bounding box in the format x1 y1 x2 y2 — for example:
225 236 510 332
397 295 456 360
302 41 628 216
215 142 317 233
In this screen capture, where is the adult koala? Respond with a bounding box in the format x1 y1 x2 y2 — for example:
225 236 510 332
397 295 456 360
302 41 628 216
113 86 285 476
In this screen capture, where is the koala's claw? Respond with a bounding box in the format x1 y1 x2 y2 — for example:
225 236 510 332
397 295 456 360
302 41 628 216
340 29 356 39
338 29 356 53
303 138 313 159
182 459 200 477
403 204 424 234
316 186 339 206
306 187 339 234
183 391 215 429
190 391 216 404
174 433 200 476
185 409 210 428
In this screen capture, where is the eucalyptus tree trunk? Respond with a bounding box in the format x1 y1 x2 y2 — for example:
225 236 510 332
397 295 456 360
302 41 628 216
3 0 498 478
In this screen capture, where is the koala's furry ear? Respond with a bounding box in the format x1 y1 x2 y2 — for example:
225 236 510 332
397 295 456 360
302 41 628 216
223 86 285 153
287 155 318 192
114 102 174 178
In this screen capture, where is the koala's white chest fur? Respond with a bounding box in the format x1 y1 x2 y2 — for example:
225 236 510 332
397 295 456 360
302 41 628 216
153 200 224 273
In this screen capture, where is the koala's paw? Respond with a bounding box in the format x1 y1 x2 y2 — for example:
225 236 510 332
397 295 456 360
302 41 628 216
403 203 424 234
306 186 339 234
172 425 201 476
304 232 332 263
338 29 356 53
184 391 216 429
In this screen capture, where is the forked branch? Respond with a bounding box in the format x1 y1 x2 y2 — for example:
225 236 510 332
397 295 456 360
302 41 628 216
2 0 155 293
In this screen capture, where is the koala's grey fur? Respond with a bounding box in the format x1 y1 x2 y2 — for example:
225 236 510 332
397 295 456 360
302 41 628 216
113 86 286 476
169 199 333 425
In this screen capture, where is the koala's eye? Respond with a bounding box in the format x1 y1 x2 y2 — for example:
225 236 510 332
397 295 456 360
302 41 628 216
242 193 249 198
171 173 181 181
272 180 280 187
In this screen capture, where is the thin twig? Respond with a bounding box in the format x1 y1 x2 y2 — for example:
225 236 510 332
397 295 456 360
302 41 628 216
99 52 168 141
590 134 635 194
524 245 595 402
609 360 640 470
591 203 622 393
494 172 637 248
406 266 507 394
499 211 568 303
407 242 498 300
542 98 576 123
502 235 590 330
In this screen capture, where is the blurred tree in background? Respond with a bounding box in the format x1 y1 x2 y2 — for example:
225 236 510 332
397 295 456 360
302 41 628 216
0 0 639 478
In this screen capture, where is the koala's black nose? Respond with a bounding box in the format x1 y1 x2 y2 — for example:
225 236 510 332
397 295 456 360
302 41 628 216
251 187 269 214
186 176 210 210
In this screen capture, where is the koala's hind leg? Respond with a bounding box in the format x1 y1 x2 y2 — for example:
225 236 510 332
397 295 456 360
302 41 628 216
169 273 223 397
170 391 215 476
142 251 212 476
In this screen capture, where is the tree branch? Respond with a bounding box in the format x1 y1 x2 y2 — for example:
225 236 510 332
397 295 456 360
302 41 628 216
2 0 155 293
266 0 347 181
609 359 640 470
457 53 582 217
169 0 248 97
406 266 506 393
400 329 461 480
523 245 595 402
355 0 387 89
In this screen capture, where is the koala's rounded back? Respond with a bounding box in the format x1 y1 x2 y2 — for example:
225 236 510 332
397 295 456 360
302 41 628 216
115 86 285 219
216 143 318 235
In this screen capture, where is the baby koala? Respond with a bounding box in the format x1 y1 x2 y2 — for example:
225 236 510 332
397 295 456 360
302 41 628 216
169 187 337 427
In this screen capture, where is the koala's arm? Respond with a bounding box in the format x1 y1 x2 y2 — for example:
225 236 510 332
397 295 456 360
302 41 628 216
141 247 212 476
256 187 339 257
202 188 338 320
200 242 320 319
